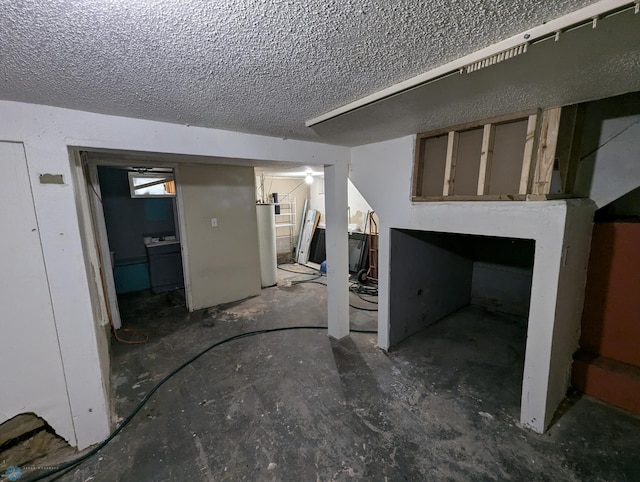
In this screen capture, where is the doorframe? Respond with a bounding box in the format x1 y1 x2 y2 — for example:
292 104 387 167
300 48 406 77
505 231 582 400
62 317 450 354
85 160 123 329
73 150 194 337
173 164 194 310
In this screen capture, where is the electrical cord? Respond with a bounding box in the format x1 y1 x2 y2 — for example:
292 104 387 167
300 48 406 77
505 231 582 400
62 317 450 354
353 286 378 296
349 282 378 297
278 265 379 307
349 304 378 312
113 327 149 344
290 274 323 285
297 280 327 287
290 279 378 312
277 265 319 275
352 287 378 296
349 287 378 305
25 325 377 482
352 292 378 305
579 120 639 162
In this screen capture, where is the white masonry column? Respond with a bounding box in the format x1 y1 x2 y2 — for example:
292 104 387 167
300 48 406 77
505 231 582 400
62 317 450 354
324 163 350 340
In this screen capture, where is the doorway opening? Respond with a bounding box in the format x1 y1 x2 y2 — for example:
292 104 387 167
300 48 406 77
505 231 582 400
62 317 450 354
389 229 535 418
78 149 191 348
96 164 187 340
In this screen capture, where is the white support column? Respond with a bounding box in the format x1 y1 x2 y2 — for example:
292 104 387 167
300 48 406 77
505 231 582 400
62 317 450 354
376 224 391 350
324 163 350 340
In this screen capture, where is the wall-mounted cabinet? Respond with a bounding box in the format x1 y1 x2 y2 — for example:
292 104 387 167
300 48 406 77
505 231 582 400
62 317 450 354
412 106 582 201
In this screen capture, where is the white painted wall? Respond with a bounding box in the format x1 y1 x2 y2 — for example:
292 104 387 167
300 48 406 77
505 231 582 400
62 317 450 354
574 93 640 208
0 142 76 439
261 176 308 238
8 92 631 445
349 135 595 433
347 177 374 232
324 163 350 340
309 176 326 223
180 164 261 309
545 201 595 423
256 204 278 287
0 100 349 448
308 176 373 232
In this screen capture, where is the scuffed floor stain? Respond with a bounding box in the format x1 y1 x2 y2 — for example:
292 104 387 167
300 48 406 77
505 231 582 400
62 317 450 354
204 296 270 323
26 271 640 481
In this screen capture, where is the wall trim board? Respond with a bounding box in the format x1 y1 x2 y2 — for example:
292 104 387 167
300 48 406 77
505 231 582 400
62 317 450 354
173 165 194 311
69 150 113 429
86 161 122 330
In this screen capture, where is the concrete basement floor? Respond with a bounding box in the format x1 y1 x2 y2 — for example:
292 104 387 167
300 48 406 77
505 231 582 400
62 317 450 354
34 265 640 481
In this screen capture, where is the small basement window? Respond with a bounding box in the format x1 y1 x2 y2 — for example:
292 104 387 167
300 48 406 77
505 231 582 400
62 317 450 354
128 171 176 198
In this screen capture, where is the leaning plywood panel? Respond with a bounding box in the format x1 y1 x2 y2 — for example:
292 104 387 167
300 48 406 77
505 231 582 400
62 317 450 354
297 209 319 264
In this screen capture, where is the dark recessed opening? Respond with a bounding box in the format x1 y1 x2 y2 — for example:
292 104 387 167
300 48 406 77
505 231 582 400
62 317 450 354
389 229 535 415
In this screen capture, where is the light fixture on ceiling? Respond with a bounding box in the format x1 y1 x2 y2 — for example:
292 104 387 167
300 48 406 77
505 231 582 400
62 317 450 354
305 172 314 184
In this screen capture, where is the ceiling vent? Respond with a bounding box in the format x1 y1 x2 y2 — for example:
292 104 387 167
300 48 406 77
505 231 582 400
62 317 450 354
463 43 529 74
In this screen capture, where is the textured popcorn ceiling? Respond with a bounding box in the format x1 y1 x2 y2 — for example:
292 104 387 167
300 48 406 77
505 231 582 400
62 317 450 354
0 0 623 144
313 8 640 145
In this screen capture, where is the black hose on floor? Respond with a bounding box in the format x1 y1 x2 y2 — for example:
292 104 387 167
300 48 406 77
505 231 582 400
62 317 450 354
348 304 378 312
291 279 378 312
351 290 378 305
278 265 379 311
26 325 377 481
277 265 319 275
290 274 323 284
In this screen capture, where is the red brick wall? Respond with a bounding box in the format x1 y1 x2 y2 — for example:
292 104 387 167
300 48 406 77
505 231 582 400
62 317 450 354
580 222 640 367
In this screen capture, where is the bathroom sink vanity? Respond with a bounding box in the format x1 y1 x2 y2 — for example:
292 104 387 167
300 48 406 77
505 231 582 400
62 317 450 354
145 240 184 293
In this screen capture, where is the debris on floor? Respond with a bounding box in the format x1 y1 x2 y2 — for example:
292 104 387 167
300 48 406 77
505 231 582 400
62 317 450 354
18 268 640 480
0 413 77 478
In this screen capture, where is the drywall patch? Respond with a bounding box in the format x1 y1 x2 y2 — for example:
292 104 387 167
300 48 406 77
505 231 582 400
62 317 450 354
39 174 64 184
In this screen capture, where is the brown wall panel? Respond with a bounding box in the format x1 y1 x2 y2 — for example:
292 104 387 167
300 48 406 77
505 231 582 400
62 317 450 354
420 135 448 196
454 128 483 195
488 120 528 195
581 222 640 367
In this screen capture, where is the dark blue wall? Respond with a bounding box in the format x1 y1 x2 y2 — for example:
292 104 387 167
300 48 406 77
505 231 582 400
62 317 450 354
98 166 176 263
